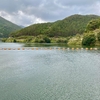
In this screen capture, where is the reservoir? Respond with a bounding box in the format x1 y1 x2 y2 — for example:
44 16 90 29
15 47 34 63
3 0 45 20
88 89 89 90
0 43 100 100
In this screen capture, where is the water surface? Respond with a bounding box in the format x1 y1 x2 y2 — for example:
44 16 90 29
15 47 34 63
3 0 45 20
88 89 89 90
0 43 100 100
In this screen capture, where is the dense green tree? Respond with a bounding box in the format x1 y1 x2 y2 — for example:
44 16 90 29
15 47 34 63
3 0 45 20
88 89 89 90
82 33 96 45
13 39 16 42
86 19 100 32
34 35 51 43
43 37 51 43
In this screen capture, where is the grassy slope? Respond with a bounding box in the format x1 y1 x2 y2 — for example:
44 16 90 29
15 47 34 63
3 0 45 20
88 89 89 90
0 16 22 38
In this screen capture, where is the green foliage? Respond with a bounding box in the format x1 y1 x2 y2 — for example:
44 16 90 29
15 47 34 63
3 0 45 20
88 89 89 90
1 38 7 42
82 33 96 45
38 39 45 43
43 37 51 43
68 34 82 45
34 36 51 43
10 14 100 37
57 38 68 43
25 37 32 42
82 18 100 45
97 32 100 41
13 39 16 42
0 16 22 38
86 19 100 32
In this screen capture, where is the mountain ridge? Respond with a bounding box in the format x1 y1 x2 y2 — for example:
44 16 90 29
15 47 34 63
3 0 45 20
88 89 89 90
10 14 100 37
0 16 22 38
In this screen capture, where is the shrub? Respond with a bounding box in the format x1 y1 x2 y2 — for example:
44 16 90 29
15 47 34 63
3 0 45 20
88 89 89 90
34 36 51 43
57 39 67 43
34 38 39 43
97 32 100 41
13 39 16 42
43 37 51 43
25 37 32 42
82 33 96 45
39 39 45 43
1 38 7 42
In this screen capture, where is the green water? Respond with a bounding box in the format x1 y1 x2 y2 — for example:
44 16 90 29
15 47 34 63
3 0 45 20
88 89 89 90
0 43 100 100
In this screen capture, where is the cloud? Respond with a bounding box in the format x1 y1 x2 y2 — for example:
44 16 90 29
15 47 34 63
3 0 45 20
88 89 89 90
0 0 100 26
54 0 98 6
0 10 46 26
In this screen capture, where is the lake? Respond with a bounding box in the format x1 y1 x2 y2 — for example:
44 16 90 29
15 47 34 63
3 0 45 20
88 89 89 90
0 43 100 100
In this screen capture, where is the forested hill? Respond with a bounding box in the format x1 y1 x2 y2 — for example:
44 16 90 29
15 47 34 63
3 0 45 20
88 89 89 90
10 14 100 37
0 16 22 38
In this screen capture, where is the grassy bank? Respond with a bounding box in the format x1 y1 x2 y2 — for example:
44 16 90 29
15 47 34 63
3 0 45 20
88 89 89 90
1 35 71 44
2 33 100 46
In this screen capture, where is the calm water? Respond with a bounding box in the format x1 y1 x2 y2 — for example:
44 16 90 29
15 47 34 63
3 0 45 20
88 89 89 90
0 43 100 100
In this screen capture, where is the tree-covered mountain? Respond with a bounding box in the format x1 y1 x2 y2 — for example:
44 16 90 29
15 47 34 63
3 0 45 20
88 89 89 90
10 14 100 37
0 16 22 38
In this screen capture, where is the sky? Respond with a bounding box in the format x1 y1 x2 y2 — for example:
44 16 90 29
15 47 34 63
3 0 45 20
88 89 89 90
0 0 100 26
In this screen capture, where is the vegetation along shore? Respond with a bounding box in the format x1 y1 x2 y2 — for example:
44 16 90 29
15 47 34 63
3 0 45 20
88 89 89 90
1 14 100 46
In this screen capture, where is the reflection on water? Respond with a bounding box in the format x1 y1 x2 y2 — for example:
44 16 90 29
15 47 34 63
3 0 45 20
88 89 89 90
0 42 100 49
23 43 82 48
24 43 70 47
0 42 24 48
23 43 100 49
0 43 100 100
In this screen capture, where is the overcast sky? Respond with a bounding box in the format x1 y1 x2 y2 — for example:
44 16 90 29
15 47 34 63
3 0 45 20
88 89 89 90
0 0 100 26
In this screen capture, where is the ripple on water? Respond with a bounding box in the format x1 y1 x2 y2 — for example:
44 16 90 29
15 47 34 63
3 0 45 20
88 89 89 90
0 48 100 100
